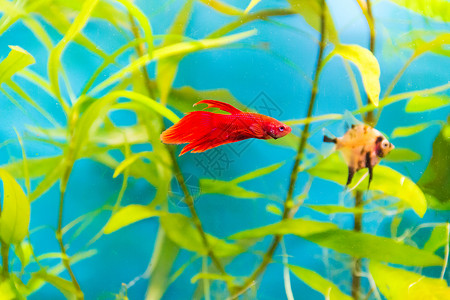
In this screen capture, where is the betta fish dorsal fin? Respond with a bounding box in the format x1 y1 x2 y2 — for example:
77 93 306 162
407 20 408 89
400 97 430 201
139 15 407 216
194 100 243 114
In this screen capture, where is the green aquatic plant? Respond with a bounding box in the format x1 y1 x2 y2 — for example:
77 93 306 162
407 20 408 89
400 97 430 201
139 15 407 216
0 0 449 299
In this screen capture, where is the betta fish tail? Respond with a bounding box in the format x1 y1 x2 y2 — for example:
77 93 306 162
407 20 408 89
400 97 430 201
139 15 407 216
161 111 235 155
323 135 337 143
161 111 215 145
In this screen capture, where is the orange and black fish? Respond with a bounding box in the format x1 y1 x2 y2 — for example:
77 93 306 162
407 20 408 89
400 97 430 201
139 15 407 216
161 100 291 155
323 124 394 188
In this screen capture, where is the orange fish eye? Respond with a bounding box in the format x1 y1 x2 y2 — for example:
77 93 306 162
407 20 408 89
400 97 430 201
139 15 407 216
279 126 285 132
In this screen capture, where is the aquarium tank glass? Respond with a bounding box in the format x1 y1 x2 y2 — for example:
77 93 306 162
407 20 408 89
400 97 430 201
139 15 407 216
0 0 449 299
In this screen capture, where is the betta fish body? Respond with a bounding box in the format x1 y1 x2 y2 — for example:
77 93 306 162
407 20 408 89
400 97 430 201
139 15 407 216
160 100 291 155
323 124 394 188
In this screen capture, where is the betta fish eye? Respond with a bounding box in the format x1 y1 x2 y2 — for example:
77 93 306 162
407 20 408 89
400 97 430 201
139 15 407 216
279 126 285 132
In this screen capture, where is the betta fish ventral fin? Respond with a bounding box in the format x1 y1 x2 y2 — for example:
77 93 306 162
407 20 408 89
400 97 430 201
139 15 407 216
194 100 243 114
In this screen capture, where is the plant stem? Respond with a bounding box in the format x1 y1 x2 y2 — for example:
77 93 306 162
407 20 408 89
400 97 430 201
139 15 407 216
0 196 8 279
352 190 363 300
231 0 327 297
365 0 376 125
1 241 9 279
168 149 227 276
128 13 155 100
126 13 228 285
56 163 83 300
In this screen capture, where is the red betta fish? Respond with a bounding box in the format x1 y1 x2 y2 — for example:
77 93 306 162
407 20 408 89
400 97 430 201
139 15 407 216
160 100 291 155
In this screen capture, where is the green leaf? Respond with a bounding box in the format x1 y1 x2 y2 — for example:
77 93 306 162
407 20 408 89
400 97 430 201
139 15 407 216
285 113 343 126
289 265 352 300
191 273 235 284
307 230 443 266
48 0 99 102
200 162 283 199
369 261 450 299
198 0 244 16
424 224 449 253
413 33 450 58
388 0 450 22
306 204 367 215
405 94 450 113
113 152 159 178
288 0 339 44
167 85 243 114
0 46 35 83
418 123 450 209
104 205 165 234
334 44 381 106
30 158 65 202
0 169 30 245
156 0 194 104
383 148 421 162
307 153 427 217
160 213 243 257
26 250 97 295
244 0 262 13
0 280 15 300
233 162 284 183
391 122 433 138
229 218 338 240
200 178 263 199
32 271 79 299
90 29 257 95
266 204 282 216
145 229 180 300
2 156 62 179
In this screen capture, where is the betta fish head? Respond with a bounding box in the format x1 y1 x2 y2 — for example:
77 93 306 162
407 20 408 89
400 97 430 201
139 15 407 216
376 136 395 157
265 119 291 139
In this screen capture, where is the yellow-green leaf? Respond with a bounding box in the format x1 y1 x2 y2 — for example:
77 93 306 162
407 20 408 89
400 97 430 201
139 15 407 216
388 0 450 22
290 265 352 300
306 204 367 215
229 218 338 240
391 123 433 138
424 224 449 253
418 123 450 209
288 0 339 44
200 162 283 199
113 152 158 178
0 169 30 245
104 205 165 234
156 0 194 104
370 261 450 299
307 153 427 217
306 230 443 266
405 94 450 113
160 213 243 257
0 45 35 83
91 29 257 95
244 0 261 13
334 44 381 106
198 0 244 16
383 148 421 162
48 0 99 102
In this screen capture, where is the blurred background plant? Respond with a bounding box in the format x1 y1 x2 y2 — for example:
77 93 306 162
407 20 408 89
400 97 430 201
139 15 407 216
0 0 449 299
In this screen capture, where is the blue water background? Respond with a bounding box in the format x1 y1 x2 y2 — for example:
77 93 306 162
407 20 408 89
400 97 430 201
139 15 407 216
0 0 449 298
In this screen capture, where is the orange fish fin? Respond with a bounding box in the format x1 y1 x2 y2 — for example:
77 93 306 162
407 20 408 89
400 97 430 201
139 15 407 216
194 100 243 115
